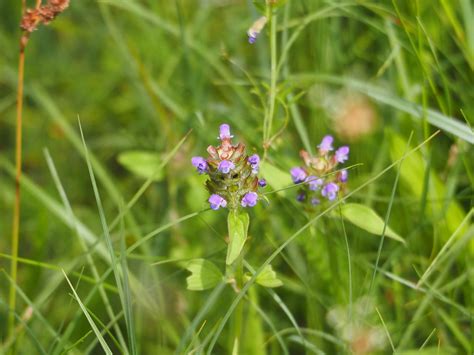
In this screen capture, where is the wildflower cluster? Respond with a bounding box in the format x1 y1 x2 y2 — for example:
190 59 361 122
192 124 266 211
290 135 349 207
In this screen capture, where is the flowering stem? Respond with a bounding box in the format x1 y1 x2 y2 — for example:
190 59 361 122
263 5 277 156
8 34 26 341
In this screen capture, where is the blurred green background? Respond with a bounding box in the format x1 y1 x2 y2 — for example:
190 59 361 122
1 0 473 354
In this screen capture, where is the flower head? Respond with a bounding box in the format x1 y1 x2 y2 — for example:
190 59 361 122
192 124 265 210
321 183 339 201
290 167 307 184
335 146 350 163
318 135 334 152
291 135 350 208
208 194 227 210
241 192 258 207
218 160 235 174
191 156 208 174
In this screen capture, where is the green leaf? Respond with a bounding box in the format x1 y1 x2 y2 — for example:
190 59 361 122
226 211 250 265
255 265 283 288
260 161 292 192
186 259 223 291
117 150 163 181
340 203 405 244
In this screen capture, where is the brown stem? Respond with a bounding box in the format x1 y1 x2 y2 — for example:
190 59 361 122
8 36 26 342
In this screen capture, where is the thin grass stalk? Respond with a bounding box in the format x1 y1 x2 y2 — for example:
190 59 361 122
8 28 27 341
264 5 277 155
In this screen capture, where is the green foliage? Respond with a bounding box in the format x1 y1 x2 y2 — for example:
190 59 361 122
226 210 250 265
340 203 405 243
253 264 283 288
117 151 164 181
185 259 223 291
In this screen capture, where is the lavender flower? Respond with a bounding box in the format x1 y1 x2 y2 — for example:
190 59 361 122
247 16 267 44
306 176 324 191
318 135 334 152
321 183 339 201
311 198 320 206
248 32 258 44
218 123 233 140
218 160 235 174
339 169 348 183
335 146 350 163
248 154 260 174
297 192 306 202
291 135 350 208
193 124 265 210
241 192 258 207
208 194 227 210
191 156 208 174
290 167 307 184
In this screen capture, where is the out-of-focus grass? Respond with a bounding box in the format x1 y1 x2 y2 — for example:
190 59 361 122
0 0 473 354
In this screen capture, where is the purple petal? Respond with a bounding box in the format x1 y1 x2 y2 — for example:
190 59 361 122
191 156 208 174
241 192 258 207
290 167 307 184
208 194 227 210
218 160 235 174
219 124 233 140
335 146 350 163
318 135 334 152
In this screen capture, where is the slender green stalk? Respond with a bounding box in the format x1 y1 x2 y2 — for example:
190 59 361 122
264 5 277 154
230 255 244 354
8 29 26 343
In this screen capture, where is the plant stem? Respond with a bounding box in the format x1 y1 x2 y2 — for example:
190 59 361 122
264 5 277 156
231 255 244 354
8 38 26 341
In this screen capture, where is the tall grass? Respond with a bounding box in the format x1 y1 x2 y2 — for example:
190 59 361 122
0 0 473 354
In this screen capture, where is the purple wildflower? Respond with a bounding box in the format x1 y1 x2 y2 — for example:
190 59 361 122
311 198 321 206
218 160 235 174
191 156 208 174
321 182 339 201
306 175 324 191
218 124 233 140
248 32 257 44
318 135 334 152
290 167 307 184
248 154 260 174
248 154 260 166
208 194 227 210
335 146 350 163
241 192 258 207
296 192 306 202
339 169 348 183
258 178 267 187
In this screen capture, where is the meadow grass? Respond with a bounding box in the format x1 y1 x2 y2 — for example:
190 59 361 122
0 0 473 354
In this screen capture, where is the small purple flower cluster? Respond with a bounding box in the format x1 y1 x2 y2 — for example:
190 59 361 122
290 135 349 207
192 124 266 211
